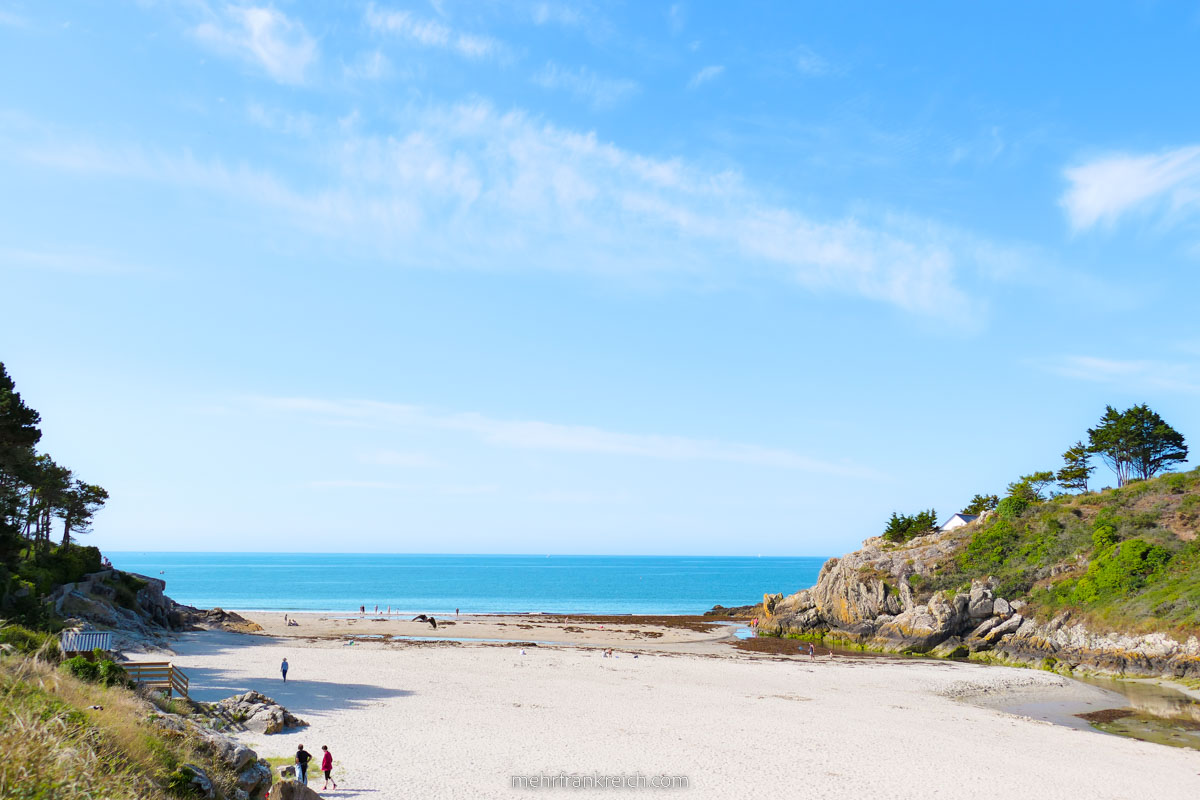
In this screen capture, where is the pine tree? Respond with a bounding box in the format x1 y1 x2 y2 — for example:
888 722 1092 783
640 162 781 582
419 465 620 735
1056 440 1094 492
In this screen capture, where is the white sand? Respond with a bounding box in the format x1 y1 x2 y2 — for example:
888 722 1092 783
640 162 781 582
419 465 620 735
147 625 1200 800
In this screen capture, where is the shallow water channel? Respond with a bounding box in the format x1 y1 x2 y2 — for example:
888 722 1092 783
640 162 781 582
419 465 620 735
1070 676 1200 750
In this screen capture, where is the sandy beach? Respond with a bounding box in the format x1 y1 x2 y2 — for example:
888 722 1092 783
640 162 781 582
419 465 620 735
133 612 1200 799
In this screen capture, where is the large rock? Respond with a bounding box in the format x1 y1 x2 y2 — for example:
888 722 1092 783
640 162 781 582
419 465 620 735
270 781 324 800
153 708 274 799
754 524 1200 679
217 691 308 734
180 764 215 799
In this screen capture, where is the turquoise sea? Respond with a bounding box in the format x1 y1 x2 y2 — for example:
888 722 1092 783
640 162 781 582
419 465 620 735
106 553 826 615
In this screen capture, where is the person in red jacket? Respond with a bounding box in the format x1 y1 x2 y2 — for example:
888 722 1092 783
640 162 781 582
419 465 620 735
320 745 338 790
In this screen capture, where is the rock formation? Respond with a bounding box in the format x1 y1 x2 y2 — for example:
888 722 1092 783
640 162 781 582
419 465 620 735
43 569 263 650
154 706 274 799
759 530 1200 679
216 691 308 734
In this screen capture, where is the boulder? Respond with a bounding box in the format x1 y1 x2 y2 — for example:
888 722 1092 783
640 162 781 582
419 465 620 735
982 614 1024 644
270 781 324 800
929 637 969 659
967 585 994 619
180 764 215 799
992 597 1012 617
237 760 273 795
217 691 308 734
278 765 296 780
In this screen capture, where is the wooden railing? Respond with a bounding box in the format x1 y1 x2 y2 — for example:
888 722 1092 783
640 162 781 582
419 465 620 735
125 661 190 699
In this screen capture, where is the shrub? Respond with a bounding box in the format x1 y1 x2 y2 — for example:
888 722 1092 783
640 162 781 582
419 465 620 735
1092 524 1118 551
996 497 1029 519
961 519 1021 572
1071 539 1172 605
61 655 128 688
62 655 101 683
0 622 60 658
98 659 129 688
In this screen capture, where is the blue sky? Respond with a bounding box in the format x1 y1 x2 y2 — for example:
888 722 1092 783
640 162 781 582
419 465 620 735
2 1 1199 555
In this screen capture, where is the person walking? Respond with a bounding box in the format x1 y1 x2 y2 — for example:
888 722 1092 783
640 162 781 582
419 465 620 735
320 745 338 790
280 657 289 682
295 744 313 785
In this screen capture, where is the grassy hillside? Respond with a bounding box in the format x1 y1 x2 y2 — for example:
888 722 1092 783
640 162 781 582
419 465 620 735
921 467 1200 636
0 650 243 800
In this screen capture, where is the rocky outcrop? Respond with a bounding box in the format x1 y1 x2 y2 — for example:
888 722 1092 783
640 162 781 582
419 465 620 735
189 607 265 633
759 529 1200 679
44 569 188 649
216 691 308 734
43 570 263 649
154 707 274 799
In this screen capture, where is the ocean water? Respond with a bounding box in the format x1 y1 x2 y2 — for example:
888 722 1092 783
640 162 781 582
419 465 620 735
106 553 826 615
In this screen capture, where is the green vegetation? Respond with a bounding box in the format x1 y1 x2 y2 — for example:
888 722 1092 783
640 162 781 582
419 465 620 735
902 405 1199 633
61 652 129 688
1088 404 1188 487
963 493 999 515
924 466 1200 632
0 653 243 800
1057 440 1094 492
882 509 938 543
1 361 109 627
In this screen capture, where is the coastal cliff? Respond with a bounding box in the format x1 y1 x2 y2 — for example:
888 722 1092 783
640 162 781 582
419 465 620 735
759 468 1200 679
41 567 262 650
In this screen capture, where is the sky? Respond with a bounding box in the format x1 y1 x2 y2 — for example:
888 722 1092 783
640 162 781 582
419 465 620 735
2 1 1199 556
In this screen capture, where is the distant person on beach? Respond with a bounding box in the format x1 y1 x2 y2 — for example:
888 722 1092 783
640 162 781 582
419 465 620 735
295 744 313 785
387 605 391 615
320 745 338 790
280 658 288 682
456 608 460 617
375 604 379 614
808 642 815 660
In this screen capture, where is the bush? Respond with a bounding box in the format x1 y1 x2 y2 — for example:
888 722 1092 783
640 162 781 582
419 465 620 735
996 497 1029 519
0 623 60 658
62 655 101 683
961 519 1022 572
1092 524 1118 551
1071 539 1172 605
61 655 128 688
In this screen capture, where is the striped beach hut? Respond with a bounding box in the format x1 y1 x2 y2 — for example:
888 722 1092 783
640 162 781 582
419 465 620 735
59 630 112 656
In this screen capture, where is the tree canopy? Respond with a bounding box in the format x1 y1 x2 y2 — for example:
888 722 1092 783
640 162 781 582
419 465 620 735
1087 404 1188 487
0 362 107 568
962 494 999 515
883 509 938 543
1056 441 1094 493
1006 471 1056 503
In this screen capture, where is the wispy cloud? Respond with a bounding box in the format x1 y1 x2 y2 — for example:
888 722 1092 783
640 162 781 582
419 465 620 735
532 62 638 109
358 450 439 468
1039 354 1200 395
687 64 724 89
0 10 28 27
1061 145 1200 231
0 246 146 275
365 3 502 59
794 45 829 76
667 3 686 34
251 396 877 477
309 480 497 494
343 49 392 81
531 2 583 27
194 5 317 85
7 100 994 315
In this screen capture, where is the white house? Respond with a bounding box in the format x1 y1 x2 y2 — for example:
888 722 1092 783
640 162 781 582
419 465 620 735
940 512 979 532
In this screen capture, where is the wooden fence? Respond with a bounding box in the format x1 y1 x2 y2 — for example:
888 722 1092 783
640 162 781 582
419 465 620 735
124 661 190 699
